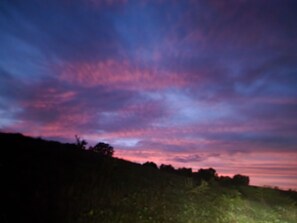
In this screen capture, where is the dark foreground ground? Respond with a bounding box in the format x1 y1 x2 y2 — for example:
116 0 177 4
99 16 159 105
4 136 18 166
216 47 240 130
1 132 297 223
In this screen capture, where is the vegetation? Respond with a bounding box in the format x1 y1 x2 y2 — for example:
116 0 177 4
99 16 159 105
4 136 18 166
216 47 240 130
75 135 88 150
89 142 114 157
1 132 296 223
143 161 158 169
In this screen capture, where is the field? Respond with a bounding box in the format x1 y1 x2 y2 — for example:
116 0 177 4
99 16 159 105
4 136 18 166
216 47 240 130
1 132 297 223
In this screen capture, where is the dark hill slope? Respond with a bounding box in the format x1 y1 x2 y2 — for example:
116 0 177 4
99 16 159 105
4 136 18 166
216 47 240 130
1 132 297 223
0 133 186 223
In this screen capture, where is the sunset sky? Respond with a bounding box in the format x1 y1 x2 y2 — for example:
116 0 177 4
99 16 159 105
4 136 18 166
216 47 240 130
1 0 297 189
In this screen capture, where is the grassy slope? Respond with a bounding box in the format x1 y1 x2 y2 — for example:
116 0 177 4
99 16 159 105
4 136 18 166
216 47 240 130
1 132 297 223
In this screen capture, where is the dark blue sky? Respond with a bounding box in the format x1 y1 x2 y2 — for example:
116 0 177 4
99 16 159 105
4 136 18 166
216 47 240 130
1 0 297 189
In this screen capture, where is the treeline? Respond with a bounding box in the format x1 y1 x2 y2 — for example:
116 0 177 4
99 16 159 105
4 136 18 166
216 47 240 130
2 132 249 187
75 135 114 156
142 162 250 187
74 137 250 187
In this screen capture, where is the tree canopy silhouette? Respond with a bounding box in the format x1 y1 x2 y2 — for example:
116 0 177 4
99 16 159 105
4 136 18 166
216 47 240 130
176 167 192 177
194 168 217 182
160 164 175 173
75 135 87 150
143 161 158 169
232 174 250 186
90 142 114 157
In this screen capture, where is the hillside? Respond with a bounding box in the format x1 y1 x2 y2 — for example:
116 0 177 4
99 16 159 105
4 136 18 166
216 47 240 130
1 132 297 223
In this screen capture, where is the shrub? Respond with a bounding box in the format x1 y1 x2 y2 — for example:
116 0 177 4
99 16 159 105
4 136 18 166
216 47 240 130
90 142 114 157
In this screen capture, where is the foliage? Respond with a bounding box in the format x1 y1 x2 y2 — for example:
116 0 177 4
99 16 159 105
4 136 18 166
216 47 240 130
90 142 114 157
142 161 158 169
160 164 175 173
176 167 192 177
218 176 233 186
194 168 218 182
75 135 88 150
232 174 250 186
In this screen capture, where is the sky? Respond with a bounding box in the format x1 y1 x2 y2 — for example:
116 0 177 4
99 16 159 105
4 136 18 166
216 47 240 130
0 0 297 189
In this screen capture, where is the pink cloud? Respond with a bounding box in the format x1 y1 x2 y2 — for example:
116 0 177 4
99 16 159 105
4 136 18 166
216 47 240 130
58 59 186 90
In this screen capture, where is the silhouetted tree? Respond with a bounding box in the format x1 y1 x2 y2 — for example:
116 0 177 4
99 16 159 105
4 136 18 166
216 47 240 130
75 135 87 150
194 168 217 182
160 164 175 173
218 176 233 186
143 161 158 169
90 142 114 157
176 167 193 177
232 174 250 186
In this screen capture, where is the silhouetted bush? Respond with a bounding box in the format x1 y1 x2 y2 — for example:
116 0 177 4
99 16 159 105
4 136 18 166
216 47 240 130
176 167 192 177
90 142 114 157
160 164 175 173
194 168 217 182
232 174 250 186
218 176 233 186
75 135 88 150
143 161 158 169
